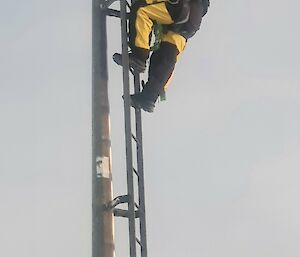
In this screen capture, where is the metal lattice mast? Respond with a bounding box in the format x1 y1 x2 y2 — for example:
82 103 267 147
97 0 149 257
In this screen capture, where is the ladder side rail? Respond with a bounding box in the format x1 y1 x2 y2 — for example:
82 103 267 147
120 1 137 257
133 74 148 257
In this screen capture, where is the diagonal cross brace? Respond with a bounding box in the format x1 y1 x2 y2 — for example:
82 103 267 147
104 194 130 210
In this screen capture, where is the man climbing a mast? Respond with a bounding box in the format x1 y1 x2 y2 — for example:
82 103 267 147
114 0 210 112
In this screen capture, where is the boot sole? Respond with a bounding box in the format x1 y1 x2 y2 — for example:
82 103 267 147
113 53 146 73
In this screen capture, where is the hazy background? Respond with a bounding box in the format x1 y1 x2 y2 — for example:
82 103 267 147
1 0 300 257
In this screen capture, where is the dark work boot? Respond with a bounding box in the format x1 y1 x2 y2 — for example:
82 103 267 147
130 77 164 112
113 53 146 73
130 93 155 113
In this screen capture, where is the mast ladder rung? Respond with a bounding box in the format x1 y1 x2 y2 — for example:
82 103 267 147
136 237 142 246
132 133 137 142
133 167 139 177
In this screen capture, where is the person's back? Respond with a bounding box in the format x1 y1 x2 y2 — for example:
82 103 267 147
168 0 210 39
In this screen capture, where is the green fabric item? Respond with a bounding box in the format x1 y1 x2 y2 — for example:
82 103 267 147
160 90 166 101
150 24 163 51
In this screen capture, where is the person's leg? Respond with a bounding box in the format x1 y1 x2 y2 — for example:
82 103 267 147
129 1 174 62
139 31 186 103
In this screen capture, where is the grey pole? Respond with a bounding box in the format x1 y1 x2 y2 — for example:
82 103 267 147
92 1 115 257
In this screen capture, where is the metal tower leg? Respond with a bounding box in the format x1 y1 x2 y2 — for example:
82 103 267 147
119 0 138 256
133 74 148 257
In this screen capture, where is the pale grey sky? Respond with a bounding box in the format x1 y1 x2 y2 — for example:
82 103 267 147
1 0 300 257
